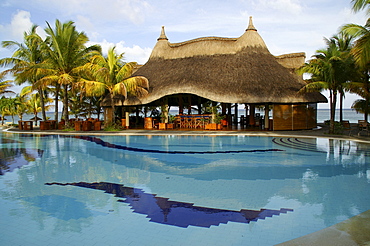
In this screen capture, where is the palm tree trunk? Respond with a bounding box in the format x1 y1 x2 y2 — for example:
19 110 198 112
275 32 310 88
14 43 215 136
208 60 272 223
39 88 47 121
54 83 60 123
365 72 369 122
62 84 69 122
339 92 343 122
34 112 38 126
110 93 115 124
329 91 337 134
87 99 92 119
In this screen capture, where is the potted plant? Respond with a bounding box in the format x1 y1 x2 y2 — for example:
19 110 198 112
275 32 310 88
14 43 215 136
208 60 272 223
167 114 175 129
158 104 169 130
206 113 224 130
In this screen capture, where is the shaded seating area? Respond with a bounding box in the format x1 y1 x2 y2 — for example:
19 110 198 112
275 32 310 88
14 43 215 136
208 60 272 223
101 18 327 131
39 120 57 130
35 118 103 131
357 120 369 136
176 114 212 129
73 119 102 131
18 121 33 130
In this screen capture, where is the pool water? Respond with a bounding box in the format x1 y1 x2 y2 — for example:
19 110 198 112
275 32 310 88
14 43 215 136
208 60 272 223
1 132 369 246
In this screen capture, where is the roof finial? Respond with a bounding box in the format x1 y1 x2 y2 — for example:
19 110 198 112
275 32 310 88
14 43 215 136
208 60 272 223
157 26 168 41
246 16 257 31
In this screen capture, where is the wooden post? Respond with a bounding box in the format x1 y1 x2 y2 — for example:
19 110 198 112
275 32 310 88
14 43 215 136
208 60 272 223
179 95 184 115
221 103 227 115
125 112 130 128
249 104 255 126
234 103 238 126
264 104 269 130
187 95 192 114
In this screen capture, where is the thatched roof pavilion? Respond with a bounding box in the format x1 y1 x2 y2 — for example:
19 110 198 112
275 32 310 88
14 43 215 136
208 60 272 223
109 17 326 106
103 17 327 130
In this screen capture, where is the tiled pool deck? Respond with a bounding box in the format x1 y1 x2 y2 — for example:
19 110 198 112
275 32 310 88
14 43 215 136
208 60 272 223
3 124 370 245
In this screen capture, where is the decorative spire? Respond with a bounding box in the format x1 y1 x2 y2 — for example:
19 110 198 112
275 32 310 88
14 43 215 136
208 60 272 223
157 26 168 41
246 16 257 31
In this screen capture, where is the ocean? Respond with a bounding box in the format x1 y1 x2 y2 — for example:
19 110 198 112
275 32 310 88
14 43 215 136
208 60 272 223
1 109 365 125
316 109 364 123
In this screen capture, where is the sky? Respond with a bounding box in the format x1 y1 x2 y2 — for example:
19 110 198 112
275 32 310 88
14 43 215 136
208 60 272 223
0 0 368 109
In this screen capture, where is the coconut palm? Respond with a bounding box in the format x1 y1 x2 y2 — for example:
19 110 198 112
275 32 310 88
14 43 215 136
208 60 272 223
0 97 10 124
347 70 370 121
341 18 370 121
77 46 149 123
42 19 101 123
0 96 21 124
351 0 370 14
4 97 19 124
0 72 14 96
0 25 50 121
341 19 370 69
298 39 354 134
14 94 28 121
24 93 53 126
324 33 357 122
0 97 9 125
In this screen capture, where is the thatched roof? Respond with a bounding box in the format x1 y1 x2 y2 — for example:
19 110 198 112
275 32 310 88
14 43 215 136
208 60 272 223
107 17 327 106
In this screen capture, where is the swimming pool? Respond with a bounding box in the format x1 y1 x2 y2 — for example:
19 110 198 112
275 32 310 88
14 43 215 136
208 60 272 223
1 132 369 245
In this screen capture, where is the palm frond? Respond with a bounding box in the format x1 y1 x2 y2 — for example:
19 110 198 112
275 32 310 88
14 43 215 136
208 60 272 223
351 0 370 14
112 82 127 98
351 98 370 113
58 73 74 85
78 79 107 97
298 81 328 94
123 76 149 97
117 62 136 79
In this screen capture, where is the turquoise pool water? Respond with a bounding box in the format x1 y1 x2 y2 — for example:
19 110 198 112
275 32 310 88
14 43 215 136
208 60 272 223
1 132 369 245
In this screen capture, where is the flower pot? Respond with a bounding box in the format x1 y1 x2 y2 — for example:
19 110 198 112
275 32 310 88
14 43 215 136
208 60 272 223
158 123 166 130
205 123 217 130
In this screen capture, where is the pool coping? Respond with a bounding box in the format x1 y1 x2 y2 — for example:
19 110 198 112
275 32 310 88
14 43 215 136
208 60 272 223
3 125 370 144
276 209 370 246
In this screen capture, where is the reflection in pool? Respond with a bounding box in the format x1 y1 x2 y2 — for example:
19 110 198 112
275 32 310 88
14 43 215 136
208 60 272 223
46 181 293 228
0 137 43 175
0 132 369 246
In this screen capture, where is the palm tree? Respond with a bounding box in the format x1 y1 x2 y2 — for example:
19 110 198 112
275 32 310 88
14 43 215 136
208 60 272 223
14 94 28 121
324 33 357 122
0 25 50 121
298 39 354 134
42 19 101 123
24 93 53 126
341 19 370 69
341 19 370 121
351 0 370 14
4 97 19 124
77 46 149 123
0 72 14 96
0 97 10 125
0 96 20 124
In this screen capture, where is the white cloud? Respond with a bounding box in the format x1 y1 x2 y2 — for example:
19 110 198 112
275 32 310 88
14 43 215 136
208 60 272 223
9 10 33 41
0 10 47 44
122 45 152 64
88 39 152 64
253 0 303 14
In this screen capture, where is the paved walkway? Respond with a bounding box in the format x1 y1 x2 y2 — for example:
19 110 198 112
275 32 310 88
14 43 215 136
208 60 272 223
3 123 370 143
